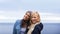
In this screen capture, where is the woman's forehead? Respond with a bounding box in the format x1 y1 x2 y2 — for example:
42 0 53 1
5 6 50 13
32 12 38 15
32 13 38 17
26 13 30 16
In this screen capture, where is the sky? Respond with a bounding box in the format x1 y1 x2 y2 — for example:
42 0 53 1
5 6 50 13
0 0 60 23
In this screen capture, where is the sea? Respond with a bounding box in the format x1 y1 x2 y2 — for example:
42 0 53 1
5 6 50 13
0 23 60 34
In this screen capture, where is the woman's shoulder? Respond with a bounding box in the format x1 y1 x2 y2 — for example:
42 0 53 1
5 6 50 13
36 22 43 27
39 23 43 27
14 19 22 29
14 19 22 27
35 23 43 31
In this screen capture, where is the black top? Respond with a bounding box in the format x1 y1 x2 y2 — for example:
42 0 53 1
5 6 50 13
26 23 43 34
32 23 43 34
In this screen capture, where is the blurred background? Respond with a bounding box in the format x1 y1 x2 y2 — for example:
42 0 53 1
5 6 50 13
0 0 60 34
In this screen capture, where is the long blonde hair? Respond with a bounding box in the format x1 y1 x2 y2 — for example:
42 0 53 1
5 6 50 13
27 11 41 34
30 11 41 24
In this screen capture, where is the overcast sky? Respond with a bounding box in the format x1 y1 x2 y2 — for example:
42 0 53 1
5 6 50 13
0 0 60 23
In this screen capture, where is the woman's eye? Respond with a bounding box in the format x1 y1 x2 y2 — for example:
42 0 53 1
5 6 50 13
32 17 36 18
34 17 36 18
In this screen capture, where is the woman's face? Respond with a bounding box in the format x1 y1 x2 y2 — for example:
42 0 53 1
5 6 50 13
23 12 30 20
31 13 39 24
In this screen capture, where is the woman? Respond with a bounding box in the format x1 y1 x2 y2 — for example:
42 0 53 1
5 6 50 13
27 11 43 34
13 11 32 34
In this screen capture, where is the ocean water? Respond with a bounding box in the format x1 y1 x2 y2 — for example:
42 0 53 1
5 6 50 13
0 23 60 34
0 23 14 34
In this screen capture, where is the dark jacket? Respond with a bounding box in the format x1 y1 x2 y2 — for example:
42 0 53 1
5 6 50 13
32 23 43 34
26 23 43 34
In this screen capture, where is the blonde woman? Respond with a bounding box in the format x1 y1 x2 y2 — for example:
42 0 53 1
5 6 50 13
27 11 43 34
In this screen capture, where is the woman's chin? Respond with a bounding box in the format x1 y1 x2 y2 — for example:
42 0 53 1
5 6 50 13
32 22 36 24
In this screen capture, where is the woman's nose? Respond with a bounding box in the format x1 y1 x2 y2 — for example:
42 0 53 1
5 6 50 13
32 18 35 20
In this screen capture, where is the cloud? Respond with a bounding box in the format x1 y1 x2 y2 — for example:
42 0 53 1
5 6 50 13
0 0 15 3
0 0 60 23
0 11 60 23
0 0 19 10
40 12 60 23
